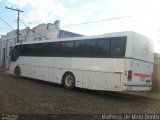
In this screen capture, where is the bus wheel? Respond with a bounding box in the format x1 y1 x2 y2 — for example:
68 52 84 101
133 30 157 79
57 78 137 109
15 67 21 78
62 73 75 90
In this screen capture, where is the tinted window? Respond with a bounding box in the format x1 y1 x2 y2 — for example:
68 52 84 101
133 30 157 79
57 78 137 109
96 38 110 57
30 44 37 56
22 43 49 56
11 46 19 61
20 45 31 56
110 37 126 57
35 43 49 56
85 40 96 57
74 40 96 57
65 41 74 56
48 43 56 56
49 42 65 57
74 40 86 57
18 36 127 58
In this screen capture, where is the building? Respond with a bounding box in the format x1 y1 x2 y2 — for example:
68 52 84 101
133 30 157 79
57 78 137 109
154 53 160 64
153 53 160 91
0 27 31 70
0 20 83 70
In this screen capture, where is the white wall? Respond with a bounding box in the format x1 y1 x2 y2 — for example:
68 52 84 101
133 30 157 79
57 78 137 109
26 22 59 41
0 21 60 70
0 29 29 69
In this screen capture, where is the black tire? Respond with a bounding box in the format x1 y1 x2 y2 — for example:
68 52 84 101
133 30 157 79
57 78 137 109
62 73 75 90
14 67 21 78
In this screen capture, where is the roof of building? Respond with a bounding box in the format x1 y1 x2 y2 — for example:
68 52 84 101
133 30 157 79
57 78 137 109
59 30 84 38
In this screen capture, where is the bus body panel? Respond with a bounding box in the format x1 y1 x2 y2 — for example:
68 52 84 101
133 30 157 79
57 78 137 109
54 57 125 73
10 62 17 75
125 32 154 63
123 59 153 91
10 57 124 91
122 32 154 91
91 71 121 91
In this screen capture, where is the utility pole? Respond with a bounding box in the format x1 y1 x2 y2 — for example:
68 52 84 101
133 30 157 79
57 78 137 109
6 6 24 43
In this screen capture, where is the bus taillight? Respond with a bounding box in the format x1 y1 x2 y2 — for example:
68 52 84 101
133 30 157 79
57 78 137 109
128 70 132 81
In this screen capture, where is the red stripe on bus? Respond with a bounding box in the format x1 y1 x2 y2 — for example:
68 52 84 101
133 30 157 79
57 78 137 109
134 73 152 77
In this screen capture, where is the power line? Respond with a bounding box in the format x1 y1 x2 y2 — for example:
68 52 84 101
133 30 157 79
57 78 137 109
0 17 15 31
0 28 10 29
20 19 28 27
62 15 132 28
30 15 132 38
26 15 132 35
10 15 132 39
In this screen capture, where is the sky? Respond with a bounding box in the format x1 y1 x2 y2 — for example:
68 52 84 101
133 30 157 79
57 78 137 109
0 0 160 53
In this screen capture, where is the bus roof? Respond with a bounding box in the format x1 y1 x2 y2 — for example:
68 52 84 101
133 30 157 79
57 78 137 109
16 31 149 45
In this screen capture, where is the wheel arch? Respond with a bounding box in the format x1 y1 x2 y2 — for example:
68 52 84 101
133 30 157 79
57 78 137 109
14 65 19 72
14 65 21 75
61 71 76 85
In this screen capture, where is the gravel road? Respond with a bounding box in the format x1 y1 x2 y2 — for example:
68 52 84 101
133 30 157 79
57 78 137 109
0 72 160 119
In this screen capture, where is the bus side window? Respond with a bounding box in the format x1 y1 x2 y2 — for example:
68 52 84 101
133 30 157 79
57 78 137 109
74 40 86 57
85 40 96 57
110 37 127 57
96 38 110 57
65 41 74 57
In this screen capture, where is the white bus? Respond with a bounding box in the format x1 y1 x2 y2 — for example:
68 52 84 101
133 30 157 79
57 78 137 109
10 31 154 91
